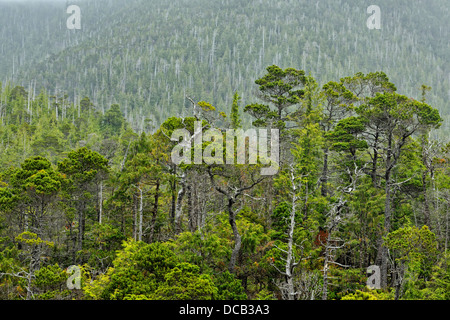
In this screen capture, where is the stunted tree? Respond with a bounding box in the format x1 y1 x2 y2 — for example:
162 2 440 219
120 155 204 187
384 226 438 300
269 76 323 299
119 132 168 243
357 92 442 288
342 72 397 187
270 166 309 300
157 116 201 234
0 156 62 299
244 65 307 130
207 165 265 274
9 157 62 240
101 104 125 137
58 147 109 263
320 81 357 196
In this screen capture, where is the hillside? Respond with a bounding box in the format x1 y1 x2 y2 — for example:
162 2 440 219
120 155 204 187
1 0 449 137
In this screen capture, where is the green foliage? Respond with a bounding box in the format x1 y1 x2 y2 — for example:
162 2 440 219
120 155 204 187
58 147 109 185
0 32 448 301
83 223 126 269
152 263 217 300
213 271 247 300
16 232 53 248
0 245 24 299
341 289 394 300
402 253 450 300
0 187 16 211
85 239 221 300
101 104 125 138
326 268 367 300
384 226 439 298
384 226 438 272
327 116 368 155
33 264 68 299
230 92 242 129
172 231 230 274
270 202 291 241
97 240 177 300
11 156 61 195
245 65 306 129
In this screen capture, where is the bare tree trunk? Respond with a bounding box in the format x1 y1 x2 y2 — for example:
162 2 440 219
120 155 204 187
321 195 349 300
71 223 77 265
285 188 297 300
170 165 177 225
322 233 331 300
98 181 103 224
138 186 143 242
26 254 37 300
381 149 392 289
174 172 186 234
422 171 431 227
187 184 195 232
133 194 137 241
195 185 203 231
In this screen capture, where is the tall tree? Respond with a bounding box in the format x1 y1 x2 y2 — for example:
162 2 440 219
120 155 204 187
58 147 109 263
244 65 306 129
357 92 442 288
6 156 62 288
320 81 357 196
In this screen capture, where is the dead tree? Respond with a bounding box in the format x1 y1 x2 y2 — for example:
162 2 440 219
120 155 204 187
270 166 310 300
207 165 265 273
321 197 349 300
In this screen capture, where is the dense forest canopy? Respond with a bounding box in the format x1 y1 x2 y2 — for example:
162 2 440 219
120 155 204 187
0 0 449 301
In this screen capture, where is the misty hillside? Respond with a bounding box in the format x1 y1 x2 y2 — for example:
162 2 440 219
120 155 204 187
1 0 449 136
1 0 450 304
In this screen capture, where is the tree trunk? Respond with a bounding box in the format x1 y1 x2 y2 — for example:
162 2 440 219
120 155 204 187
380 134 393 289
133 194 137 240
149 181 160 243
371 131 379 187
77 202 86 256
322 232 331 300
170 166 177 225
187 184 195 232
321 147 329 197
174 173 186 234
285 190 297 300
98 181 103 224
228 199 241 274
138 186 143 241
422 171 431 227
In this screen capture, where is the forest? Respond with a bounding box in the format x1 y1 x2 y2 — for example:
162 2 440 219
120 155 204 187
0 0 449 302
0 66 449 300
1 0 449 136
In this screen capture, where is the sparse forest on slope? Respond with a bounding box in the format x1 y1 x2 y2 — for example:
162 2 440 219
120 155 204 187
0 0 449 302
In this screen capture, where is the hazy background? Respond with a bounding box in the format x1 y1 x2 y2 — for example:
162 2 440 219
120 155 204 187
0 0 448 136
